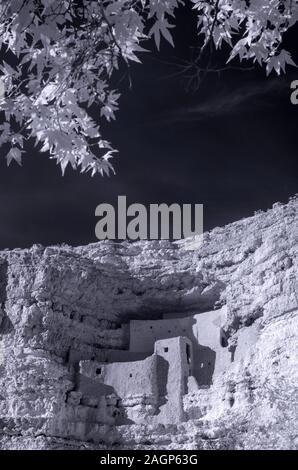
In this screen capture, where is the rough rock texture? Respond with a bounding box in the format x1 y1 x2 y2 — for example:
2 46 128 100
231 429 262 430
0 197 298 450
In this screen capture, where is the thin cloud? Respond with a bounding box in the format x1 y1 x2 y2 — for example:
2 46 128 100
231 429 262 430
161 78 288 124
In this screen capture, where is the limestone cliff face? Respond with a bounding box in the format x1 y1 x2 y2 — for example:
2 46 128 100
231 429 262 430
0 197 297 450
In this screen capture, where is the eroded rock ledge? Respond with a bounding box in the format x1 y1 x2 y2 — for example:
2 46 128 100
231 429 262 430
0 198 297 450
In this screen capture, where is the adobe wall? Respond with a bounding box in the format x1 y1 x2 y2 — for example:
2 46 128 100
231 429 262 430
80 355 158 398
79 355 159 424
70 348 147 365
153 336 192 424
130 308 230 386
103 355 158 400
98 349 148 363
129 317 190 353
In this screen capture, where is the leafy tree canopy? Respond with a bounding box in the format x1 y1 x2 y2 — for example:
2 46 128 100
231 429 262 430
0 0 297 175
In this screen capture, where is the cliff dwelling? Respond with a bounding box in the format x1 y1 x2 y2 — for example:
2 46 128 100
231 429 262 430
75 307 231 426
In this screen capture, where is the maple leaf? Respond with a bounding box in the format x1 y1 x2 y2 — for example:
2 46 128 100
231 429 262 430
6 147 23 167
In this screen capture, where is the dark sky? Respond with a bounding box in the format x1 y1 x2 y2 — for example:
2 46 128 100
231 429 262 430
0 6 298 249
